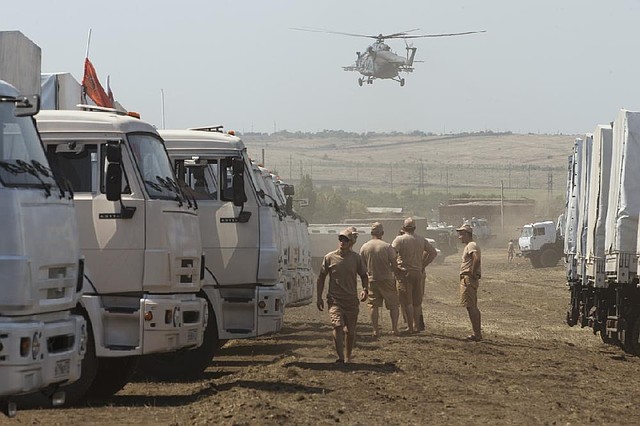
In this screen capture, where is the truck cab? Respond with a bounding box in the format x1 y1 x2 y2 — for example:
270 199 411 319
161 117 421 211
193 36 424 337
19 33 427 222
519 220 563 268
35 109 207 402
0 81 86 415
156 127 285 377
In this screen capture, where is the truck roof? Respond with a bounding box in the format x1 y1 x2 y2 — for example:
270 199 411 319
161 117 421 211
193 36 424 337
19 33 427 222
160 129 245 153
35 109 158 137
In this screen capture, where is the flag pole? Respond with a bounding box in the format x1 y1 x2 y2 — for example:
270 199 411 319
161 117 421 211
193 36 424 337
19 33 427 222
161 89 166 130
85 28 92 58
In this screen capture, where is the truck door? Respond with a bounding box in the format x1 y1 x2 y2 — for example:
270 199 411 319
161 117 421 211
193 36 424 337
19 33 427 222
46 141 145 293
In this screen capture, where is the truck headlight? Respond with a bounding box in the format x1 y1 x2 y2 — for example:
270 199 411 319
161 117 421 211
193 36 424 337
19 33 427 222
32 332 41 360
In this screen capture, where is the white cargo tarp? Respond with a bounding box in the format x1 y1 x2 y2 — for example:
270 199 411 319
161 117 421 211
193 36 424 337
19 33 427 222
605 110 640 254
586 125 613 260
40 73 85 110
564 138 583 257
0 31 41 95
575 134 592 277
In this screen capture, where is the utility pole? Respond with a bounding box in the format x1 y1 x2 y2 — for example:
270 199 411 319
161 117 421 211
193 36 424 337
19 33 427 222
390 163 393 192
547 170 553 218
500 180 504 233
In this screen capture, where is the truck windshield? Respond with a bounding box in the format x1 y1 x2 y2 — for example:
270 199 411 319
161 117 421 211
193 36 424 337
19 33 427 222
520 227 533 238
0 102 57 190
128 133 183 201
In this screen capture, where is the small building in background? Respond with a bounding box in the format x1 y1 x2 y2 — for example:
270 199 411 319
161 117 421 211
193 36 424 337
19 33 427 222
439 198 536 235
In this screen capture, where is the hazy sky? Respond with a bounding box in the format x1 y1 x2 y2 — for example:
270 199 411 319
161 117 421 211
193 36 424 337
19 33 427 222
4 1 640 134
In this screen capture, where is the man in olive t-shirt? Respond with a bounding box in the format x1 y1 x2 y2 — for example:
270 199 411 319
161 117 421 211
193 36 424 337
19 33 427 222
317 228 369 363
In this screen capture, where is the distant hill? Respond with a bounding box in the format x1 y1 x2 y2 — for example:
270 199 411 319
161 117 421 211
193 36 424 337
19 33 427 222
242 132 577 198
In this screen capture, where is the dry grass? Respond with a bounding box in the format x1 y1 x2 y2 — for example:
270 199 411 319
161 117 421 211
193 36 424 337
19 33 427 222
243 133 577 204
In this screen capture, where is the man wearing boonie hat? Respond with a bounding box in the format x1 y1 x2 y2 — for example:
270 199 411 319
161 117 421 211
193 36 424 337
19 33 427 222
317 227 369 363
391 217 437 333
359 222 400 336
456 223 482 341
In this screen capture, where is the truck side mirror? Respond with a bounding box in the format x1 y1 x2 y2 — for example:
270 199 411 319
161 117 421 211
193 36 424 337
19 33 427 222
105 143 122 201
232 158 247 207
106 142 122 163
283 184 295 196
285 197 293 215
105 163 122 201
14 95 40 117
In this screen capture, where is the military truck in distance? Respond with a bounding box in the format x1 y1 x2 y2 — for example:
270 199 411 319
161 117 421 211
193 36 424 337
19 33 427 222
519 221 563 268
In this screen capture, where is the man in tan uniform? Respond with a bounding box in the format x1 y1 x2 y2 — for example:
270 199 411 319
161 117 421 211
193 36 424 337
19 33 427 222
359 222 400 336
392 217 437 333
317 228 369 363
456 224 482 341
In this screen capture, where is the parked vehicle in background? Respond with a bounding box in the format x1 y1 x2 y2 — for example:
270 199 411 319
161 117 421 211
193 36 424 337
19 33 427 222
0 81 86 416
518 220 564 268
425 224 457 263
35 108 208 400
463 217 494 242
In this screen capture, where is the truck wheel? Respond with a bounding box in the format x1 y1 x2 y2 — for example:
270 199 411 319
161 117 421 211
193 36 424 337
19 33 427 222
540 248 560 268
624 314 640 355
529 253 542 268
58 314 98 406
139 301 218 380
86 356 137 399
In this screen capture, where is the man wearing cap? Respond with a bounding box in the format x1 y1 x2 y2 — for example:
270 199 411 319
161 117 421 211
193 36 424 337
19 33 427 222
359 222 400 336
391 217 438 333
456 223 482 341
317 227 369 363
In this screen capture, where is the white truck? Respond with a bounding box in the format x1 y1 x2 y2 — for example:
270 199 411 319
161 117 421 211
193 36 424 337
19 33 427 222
0 81 86 416
564 112 640 355
518 220 564 268
35 108 208 401
147 127 285 378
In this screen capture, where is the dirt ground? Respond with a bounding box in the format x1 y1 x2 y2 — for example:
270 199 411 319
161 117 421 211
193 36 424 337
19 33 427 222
8 248 640 425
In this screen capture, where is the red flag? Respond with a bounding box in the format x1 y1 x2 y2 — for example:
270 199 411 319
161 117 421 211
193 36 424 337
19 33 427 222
82 58 113 108
106 75 115 106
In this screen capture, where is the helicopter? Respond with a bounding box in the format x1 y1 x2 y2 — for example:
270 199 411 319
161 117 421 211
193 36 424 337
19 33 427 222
291 27 486 86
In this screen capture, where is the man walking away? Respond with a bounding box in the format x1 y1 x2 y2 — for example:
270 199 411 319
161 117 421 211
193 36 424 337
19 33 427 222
359 222 400 336
456 224 482 341
317 228 369 363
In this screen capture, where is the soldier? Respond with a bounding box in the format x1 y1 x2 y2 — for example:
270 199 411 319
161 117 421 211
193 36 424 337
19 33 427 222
359 222 400 336
456 224 483 341
317 228 369 363
392 217 437 333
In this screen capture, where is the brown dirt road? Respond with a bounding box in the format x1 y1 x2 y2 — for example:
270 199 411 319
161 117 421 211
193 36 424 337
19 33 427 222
7 248 640 425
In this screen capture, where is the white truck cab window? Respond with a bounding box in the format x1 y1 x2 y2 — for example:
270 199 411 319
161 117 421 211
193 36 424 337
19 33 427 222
0 103 57 189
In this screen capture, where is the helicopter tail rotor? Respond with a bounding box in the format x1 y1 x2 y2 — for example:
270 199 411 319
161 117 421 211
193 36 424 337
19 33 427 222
406 46 418 67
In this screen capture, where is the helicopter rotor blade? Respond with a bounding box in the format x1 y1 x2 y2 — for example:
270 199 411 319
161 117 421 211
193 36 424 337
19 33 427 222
383 29 421 38
398 30 487 39
289 27 379 39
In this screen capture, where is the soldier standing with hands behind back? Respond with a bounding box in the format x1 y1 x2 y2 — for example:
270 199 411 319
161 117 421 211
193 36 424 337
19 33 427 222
392 217 437 333
317 228 369 363
457 224 482 341
360 222 400 336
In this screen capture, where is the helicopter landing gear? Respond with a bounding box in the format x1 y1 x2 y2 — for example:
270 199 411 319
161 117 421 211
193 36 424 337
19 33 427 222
400 78 405 87
358 78 363 86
